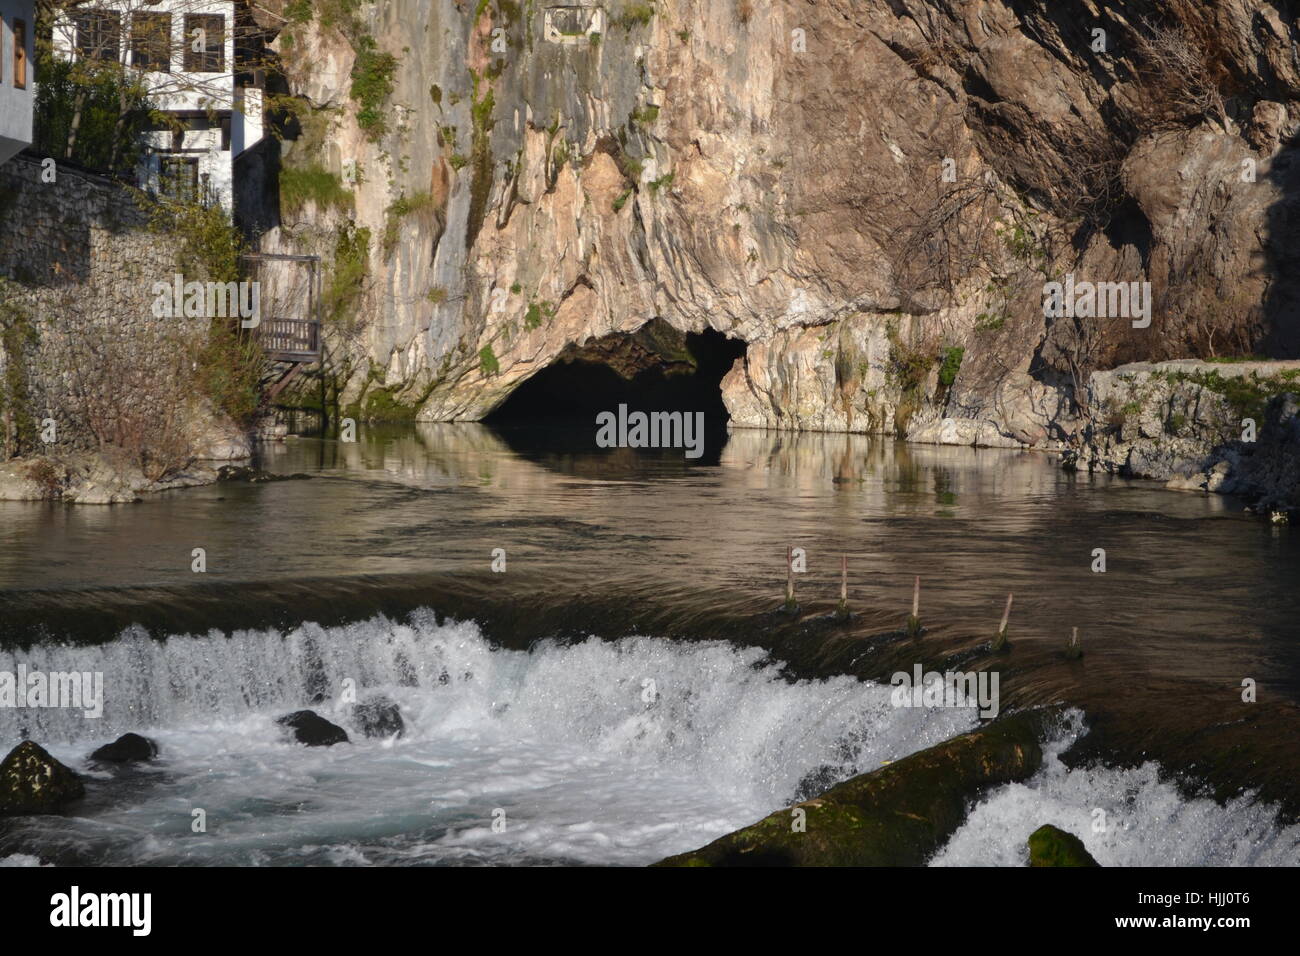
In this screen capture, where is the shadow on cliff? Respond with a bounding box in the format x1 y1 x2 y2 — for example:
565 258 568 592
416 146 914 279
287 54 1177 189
1259 131 1300 358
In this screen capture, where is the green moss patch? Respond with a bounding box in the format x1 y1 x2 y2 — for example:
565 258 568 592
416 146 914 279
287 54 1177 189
1027 824 1100 867
465 73 497 250
279 165 354 215
1163 368 1300 425
323 222 371 327
939 346 964 388
350 35 398 141
655 710 1049 867
382 191 436 258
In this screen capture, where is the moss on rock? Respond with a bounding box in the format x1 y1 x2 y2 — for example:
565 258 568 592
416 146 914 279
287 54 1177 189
1027 824 1100 867
0 740 85 816
654 709 1049 867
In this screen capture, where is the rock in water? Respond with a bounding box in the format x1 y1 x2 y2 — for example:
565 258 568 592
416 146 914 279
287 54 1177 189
276 710 349 747
654 710 1050 867
1027 824 1100 867
0 741 85 816
89 733 159 764
352 696 405 739
216 465 311 483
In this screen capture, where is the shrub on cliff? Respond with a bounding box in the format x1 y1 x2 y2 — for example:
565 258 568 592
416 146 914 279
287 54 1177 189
149 201 265 429
280 165 355 217
351 36 398 141
324 222 372 328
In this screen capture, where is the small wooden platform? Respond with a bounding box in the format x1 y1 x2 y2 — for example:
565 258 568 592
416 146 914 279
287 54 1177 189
240 252 323 369
257 317 321 363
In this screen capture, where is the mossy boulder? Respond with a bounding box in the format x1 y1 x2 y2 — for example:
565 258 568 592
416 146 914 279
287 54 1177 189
655 710 1048 867
0 741 85 816
1027 824 1100 867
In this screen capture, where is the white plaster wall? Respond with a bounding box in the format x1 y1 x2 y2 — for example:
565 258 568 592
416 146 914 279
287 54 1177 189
50 0 263 210
0 0 35 165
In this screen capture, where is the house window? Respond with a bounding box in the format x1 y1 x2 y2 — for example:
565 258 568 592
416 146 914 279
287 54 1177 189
14 20 27 89
75 11 122 62
183 14 224 72
160 156 199 202
130 13 171 72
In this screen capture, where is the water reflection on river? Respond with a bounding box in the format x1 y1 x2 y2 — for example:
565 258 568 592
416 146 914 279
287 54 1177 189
3 424 1290 692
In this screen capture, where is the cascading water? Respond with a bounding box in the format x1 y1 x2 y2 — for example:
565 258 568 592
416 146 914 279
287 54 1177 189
933 711 1300 867
0 609 979 866
3 611 1297 867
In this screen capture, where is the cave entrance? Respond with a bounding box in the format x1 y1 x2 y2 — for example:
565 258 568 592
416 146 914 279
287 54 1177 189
486 321 746 461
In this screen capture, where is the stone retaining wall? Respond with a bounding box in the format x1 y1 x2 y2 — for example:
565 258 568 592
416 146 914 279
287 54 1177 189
0 152 210 455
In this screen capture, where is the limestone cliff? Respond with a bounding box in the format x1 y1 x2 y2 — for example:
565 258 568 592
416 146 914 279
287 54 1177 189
254 0 1300 451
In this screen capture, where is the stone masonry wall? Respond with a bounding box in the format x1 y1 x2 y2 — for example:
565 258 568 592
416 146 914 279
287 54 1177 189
0 153 209 454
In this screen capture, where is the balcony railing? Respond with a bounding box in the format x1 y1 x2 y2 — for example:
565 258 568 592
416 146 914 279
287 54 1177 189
256 317 320 363
240 252 322 366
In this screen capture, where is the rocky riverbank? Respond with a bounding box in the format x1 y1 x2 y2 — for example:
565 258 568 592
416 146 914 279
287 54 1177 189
1065 360 1300 516
0 454 232 504
0 443 313 504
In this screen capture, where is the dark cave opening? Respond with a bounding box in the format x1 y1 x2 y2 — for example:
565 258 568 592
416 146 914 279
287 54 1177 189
485 324 746 462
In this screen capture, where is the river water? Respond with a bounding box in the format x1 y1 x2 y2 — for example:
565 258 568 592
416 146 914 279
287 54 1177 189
1 424 1297 865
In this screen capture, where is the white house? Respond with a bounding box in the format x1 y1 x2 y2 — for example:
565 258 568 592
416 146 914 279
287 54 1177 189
52 0 264 210
0 0 35 166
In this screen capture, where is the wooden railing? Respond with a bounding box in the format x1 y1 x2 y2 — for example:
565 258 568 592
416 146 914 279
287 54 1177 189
239 253 322 366
257 317 321 363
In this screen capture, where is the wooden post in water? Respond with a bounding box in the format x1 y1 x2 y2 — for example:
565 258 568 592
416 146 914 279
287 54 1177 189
992 593 1013 651
1065 626 1083 660
835 555 850 621
782 546 798 613
905 576 921 636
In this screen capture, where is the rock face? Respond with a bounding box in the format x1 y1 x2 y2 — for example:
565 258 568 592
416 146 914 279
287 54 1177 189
1228 393 1300 514
654 710 1046 867
254 0 1300 458
1075 361 1247 480
0 741 85 816
351 696 405 739
89 733 160 764
276 710 350 747
0 451 234 503
0 458 65 502
1027 824 1101 867
1068 360 1300 511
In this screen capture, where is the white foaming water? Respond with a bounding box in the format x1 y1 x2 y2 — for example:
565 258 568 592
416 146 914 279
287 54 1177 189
933 711 1300 867
0 610 978 866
